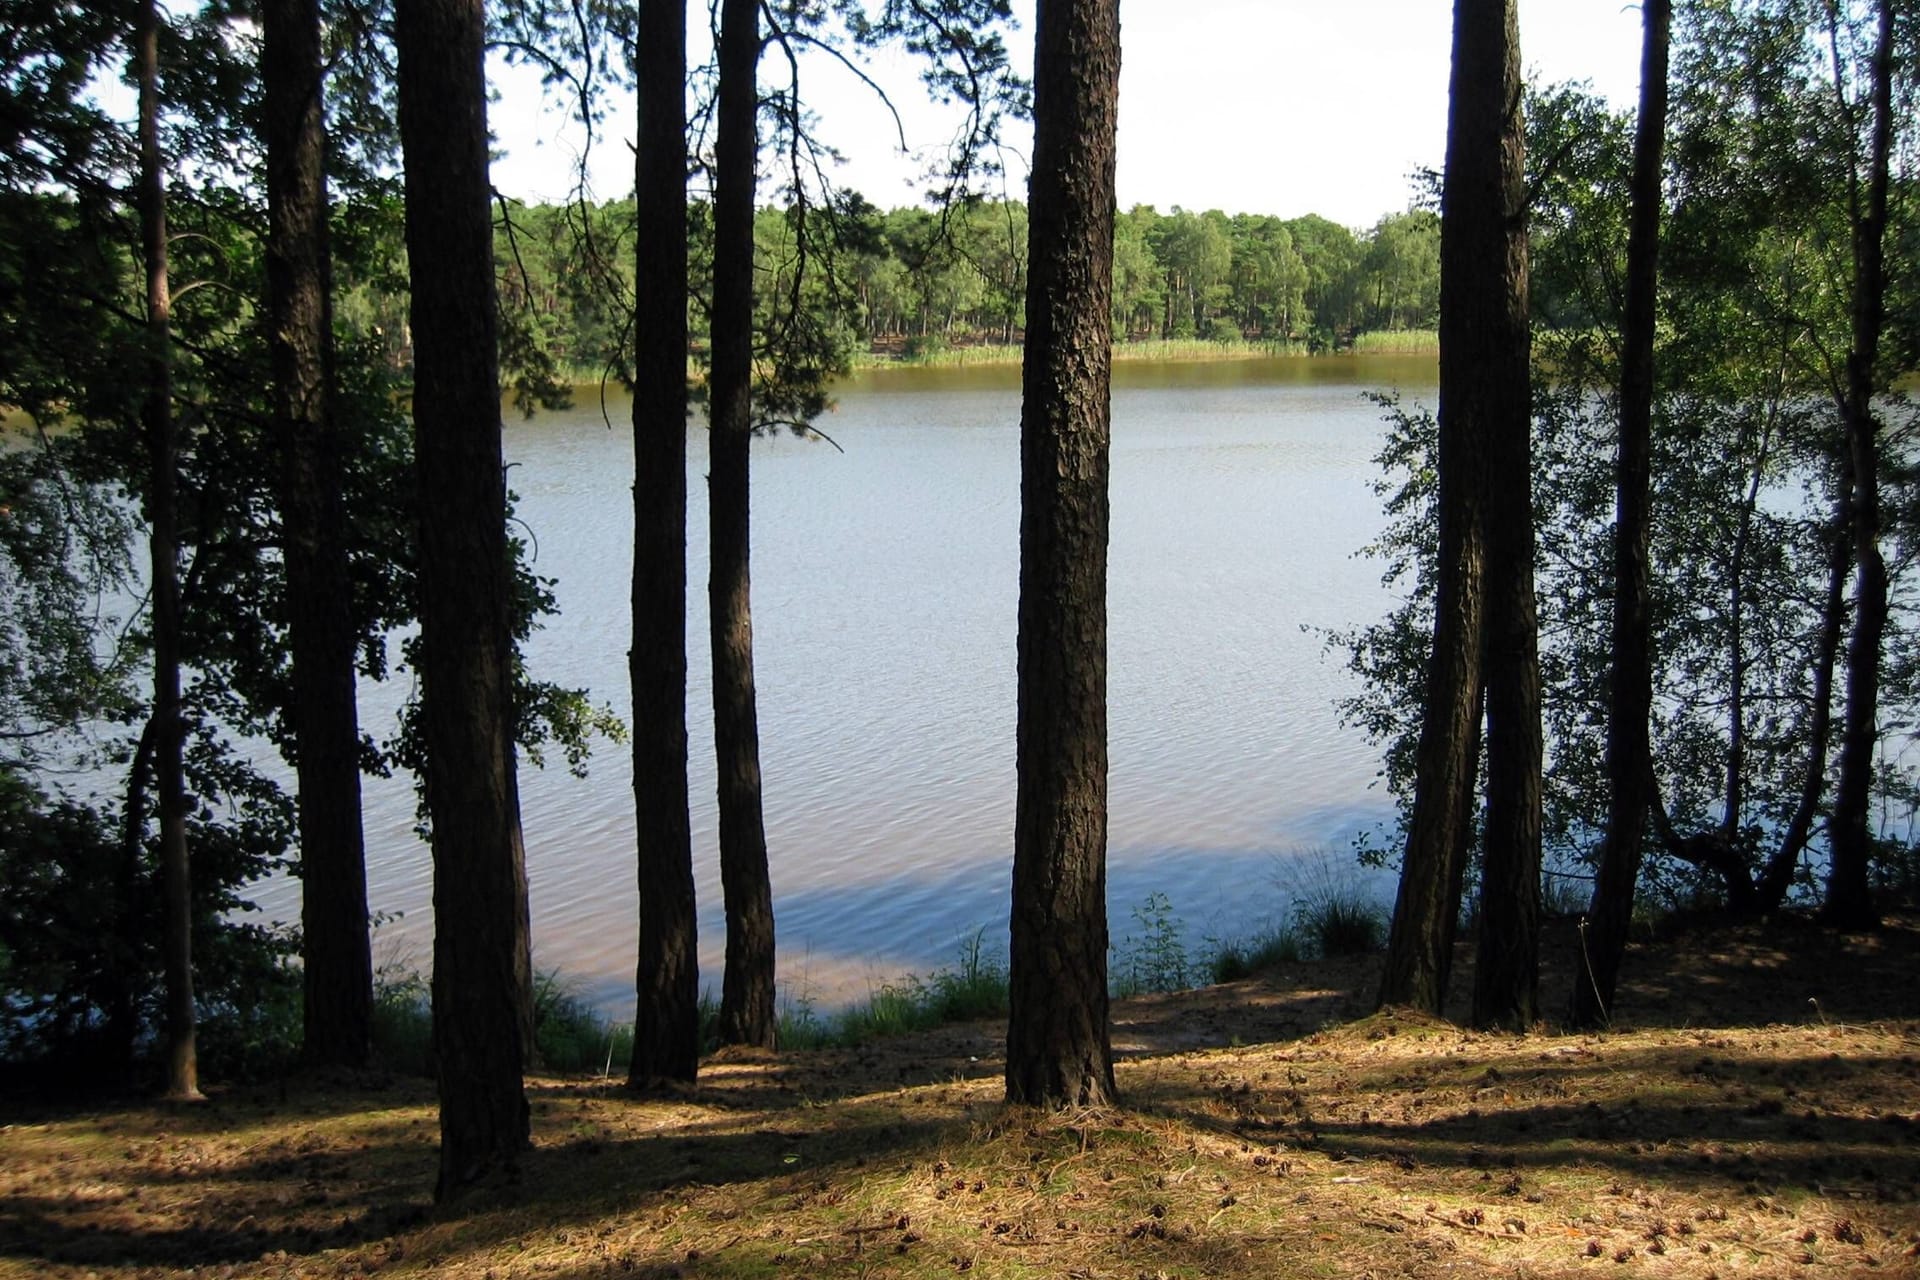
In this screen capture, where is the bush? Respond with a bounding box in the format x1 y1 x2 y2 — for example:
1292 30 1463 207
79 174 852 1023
0 768 299 1087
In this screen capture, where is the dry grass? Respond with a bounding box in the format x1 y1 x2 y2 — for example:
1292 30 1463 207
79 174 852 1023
5 914 1920 1279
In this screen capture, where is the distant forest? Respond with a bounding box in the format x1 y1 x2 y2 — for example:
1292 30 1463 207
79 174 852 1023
348 199 1445 383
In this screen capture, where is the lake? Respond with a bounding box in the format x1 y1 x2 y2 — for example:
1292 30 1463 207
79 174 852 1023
254 355 1438 1015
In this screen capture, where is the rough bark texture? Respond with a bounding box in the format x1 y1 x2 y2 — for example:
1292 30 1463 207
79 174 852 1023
1378 0 1507 1018
394 0 532 1199
628 0 701 1087
1004 0 1120 1111
1468 0 1540 1034
1571 0 1669 1030
137 0 200 1104
263 0 372 1068
1824 0 1894 933
709 0 777 1049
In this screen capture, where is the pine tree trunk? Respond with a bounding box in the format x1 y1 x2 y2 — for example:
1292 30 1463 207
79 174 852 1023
394 0 532 1198
263 0 372 1069
1468 0 1541 1034
1570 0 1669 1030
710 0 777 1049
1379 0 1514 1018
136 0 201 1104
629 0 700 1087
1824 0 1894 932
1005 0 1120 1111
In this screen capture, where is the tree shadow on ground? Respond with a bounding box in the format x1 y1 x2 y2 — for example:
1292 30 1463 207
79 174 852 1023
0 1073 964 1273
1128 1034 1920 1206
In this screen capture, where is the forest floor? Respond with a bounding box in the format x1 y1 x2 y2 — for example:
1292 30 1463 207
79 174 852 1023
4 910 1919 1280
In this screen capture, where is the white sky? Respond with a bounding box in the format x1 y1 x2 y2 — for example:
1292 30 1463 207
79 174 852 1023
488 0 1649 230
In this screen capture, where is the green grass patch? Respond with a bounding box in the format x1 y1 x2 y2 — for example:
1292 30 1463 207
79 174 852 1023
369 962 434 1076
854 335 1312 370
1348 328 1439 355
780 930 1011 1050
1207 925 1305 983
369 963 635 1077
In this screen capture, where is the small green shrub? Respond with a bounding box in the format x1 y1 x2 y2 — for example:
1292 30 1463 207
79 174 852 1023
900 333 950 361
1112 892 1192 996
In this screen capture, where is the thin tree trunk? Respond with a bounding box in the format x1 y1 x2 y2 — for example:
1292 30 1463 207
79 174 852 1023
1378 0 1508 1017
1570 0 1669 1030
1722 412 1773 842
629 0 700 1087
394 0 531 1198
1824 0 1894 931
710 0 777 1049
263 0 372 1069
136 0 200 1104
1005 0 1120 1110
109 716 159 1084
1759 492 1851 908
1469 0 1540 1034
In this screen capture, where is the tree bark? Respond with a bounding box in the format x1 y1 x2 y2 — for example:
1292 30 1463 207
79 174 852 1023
394 0 532 1198
136 0 201 1104
1824 0 1894 932
263 0 372 1069
1377 0 1507 1018
1005 0 1120 1111
1570 0 1669 1030
1468 0 1540 1034
710 0 777 1049
628 0 700 1087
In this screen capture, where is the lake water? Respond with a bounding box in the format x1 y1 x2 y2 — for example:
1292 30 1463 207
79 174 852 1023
254 355 1438 1015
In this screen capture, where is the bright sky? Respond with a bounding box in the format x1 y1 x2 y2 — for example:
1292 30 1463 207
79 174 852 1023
488 0 1648 230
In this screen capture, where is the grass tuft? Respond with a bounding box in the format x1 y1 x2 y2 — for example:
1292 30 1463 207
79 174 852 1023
1207 925 1305 983
1277 848 1390 959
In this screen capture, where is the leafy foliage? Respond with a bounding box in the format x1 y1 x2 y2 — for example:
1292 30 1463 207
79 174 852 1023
1333 14 1920 918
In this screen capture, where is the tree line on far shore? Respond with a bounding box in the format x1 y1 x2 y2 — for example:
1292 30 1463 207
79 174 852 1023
352 196 1442 386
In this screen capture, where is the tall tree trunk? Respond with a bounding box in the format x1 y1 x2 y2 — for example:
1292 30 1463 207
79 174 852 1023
394 0 532 1198
1004 0 1120 1111
136 0 201 1104
629 0 700 1087
1377 0 1507 1017
710 0 777 1049
1824 0 1894 932
263 0 372 1069
1469 0 1540 1034
1570 0 1670 1030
